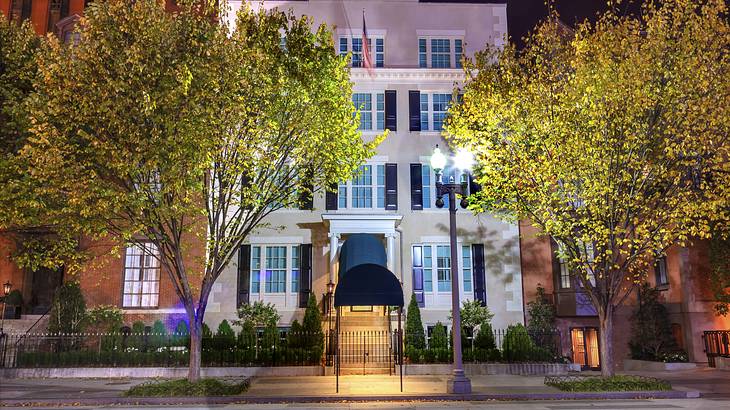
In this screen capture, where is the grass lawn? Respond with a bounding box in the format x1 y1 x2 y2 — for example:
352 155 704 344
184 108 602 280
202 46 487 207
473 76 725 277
124 378 249 397
544 375 671 392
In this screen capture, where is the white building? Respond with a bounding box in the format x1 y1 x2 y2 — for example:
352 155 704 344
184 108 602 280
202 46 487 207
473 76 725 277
206 0 522 336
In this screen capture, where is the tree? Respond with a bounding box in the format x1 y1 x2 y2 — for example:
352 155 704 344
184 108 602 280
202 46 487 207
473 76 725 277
629 283 677 361
452 299 494 330
446 0 730 375
0 17 84 275
302 293 324 357
48 282 86 334
235 301 281 329
405 293 426 349
23 1 379 382
526 286 555 333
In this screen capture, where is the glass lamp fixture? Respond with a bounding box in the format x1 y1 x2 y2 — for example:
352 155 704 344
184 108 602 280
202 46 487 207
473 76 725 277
430 145 447 174
2 281 10 297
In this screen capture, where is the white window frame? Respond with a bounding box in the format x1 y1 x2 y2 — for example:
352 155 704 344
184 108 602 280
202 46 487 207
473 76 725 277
122 242 161 308
412 243 473 299
418 37 464 69
418 92 453 132
250 244 301 296
353 91 385 131
339 36 385 68
337 163 387 210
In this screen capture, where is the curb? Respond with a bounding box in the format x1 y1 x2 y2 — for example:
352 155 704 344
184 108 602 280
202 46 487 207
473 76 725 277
0 390 699 407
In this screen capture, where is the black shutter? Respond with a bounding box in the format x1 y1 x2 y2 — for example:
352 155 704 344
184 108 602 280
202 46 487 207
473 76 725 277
237 245 251 307
412 247 425 308
385 163 398 210
385 90 397 131
472 244 486 306
325 183 338 210
299 244 312 308
408 90 421 132
410 164 423 210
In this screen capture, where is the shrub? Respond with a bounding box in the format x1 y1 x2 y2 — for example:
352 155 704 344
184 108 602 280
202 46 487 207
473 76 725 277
4 289 23 306
235 300 280 328
237 321 256 349
455 299 494 330
125 378 249 397
473 322 496 350
405 294 426 349
172 320 190 349
430 322 448 349
629 283 678 361
302 293 324 362
86 305 123 333
215 320 236 352
201 323 213 352
502 323 536 362
47 282 86 334
545 375 671 392
150 320 168 351
405 346 422 364
286 319 303 348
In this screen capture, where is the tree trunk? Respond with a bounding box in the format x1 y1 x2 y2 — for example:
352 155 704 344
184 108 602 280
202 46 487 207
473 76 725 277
598 307 615 377
188 314 202 383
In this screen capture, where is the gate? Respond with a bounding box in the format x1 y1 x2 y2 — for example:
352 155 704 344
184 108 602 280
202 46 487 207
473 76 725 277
704 330 730 367
326 330 401 375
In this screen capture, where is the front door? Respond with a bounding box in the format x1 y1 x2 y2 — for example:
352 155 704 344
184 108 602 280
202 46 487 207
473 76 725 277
571 327 600 370
29 266 64 314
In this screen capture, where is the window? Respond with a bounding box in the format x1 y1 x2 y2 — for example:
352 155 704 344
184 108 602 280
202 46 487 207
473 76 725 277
437 245 451 292
462 245 472 292
431 39 451 68
339 36 384 68
432 94 452 131
556 242 596 289
418 38 464 69
291 246 300 292
413 244 474 296
655 256 669 287
419 93 453 131
337 164 386 209
265 246 287 293
122 243 160 308
251 245 301 295
353 92 385 131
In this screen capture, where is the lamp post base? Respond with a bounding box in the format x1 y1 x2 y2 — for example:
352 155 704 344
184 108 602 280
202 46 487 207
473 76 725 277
446 372 472 394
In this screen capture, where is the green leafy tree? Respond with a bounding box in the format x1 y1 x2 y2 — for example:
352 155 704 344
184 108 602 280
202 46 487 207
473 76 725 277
405 293 426 349
629 283 678 361
23 1 380 382
235 301 281 329
47 281 86 334
0 18 86 275
526 286 556 334
452 299 494 330
446 0 730 375
85 305 123 333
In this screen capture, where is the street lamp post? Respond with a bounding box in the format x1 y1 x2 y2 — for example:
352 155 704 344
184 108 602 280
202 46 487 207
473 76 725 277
430 146 472 394
1 281 11 336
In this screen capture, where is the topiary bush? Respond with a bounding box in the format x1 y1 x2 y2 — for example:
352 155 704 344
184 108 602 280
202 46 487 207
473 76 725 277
502 323 536 362
405 293 426 349
48 281 87 335
430 322 448 350
473 322 496 350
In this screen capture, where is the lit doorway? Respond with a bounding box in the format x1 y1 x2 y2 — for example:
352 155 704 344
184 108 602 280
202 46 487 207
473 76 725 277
571 327 600 370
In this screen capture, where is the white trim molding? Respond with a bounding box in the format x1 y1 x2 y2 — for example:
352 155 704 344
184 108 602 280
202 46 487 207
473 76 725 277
349 68 465 82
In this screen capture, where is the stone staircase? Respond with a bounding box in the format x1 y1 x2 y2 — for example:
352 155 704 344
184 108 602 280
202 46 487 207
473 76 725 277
1 314 48 335
335 311 394 375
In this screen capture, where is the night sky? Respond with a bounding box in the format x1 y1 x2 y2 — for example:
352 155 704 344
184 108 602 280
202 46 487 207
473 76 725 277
507 0 641 48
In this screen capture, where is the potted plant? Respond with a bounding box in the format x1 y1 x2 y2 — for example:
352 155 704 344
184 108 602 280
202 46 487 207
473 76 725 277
3 290 23 319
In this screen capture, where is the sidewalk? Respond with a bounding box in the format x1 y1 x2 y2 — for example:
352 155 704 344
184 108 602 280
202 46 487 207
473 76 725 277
0 372 701 406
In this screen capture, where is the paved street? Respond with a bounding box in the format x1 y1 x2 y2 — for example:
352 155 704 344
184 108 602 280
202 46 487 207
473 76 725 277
0 399 730 410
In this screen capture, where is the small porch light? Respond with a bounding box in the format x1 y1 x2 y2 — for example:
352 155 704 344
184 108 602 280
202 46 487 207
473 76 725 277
2 281 10 297
327 281 335 294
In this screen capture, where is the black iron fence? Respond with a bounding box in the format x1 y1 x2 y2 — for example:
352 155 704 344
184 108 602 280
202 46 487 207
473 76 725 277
703 330 730 367
0 327 564 368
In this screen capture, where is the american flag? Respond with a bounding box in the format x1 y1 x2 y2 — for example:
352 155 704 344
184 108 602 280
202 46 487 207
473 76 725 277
362 11 374 77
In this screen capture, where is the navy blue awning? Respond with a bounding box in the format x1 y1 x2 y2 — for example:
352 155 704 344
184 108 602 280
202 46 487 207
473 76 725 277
337 233 387 280
334 263 404 307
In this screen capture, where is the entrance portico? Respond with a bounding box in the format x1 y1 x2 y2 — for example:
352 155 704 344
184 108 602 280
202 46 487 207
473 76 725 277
322 214 403 286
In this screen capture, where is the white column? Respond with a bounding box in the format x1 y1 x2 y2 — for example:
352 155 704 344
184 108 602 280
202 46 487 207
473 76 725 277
329 233 340 284
386 232 396 273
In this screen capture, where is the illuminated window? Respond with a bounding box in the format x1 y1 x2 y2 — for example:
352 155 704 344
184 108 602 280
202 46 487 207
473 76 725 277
122 243 160 308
